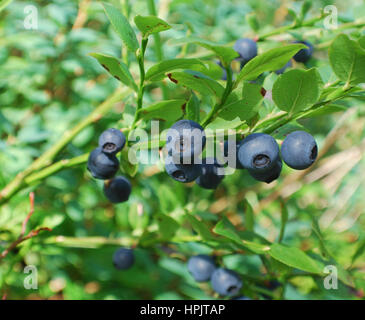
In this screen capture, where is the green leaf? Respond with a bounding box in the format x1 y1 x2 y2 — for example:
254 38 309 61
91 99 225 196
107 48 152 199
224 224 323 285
128 203 149 231
272 68 321 114
120 148 138 177
134 15 171 39
167 71 224 97
89 53 138 92
170 36 239 64
138 99 186 121
278 200 288 243
359 35 365 50
218 82 263 121
145 59 206 81
156 213 180 241
329 34 365 86
186 92 200 122
235 43 306 84
298 104 347 118
242 199 254 232
185 214 217 242
268 243 324 274
0 0 12 12
102 2 139 53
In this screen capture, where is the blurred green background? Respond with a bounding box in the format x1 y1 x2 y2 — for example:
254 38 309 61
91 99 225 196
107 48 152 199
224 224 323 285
0 0 364 300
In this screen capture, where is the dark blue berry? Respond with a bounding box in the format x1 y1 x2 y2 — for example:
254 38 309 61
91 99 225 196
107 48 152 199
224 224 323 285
293 40 313 63
248 157 282 183
165 155 201 183
211 268 243 297
187 255 217 282
234 38 257 64
224 140 244 169
166 120 206 163
103 176 132 203
275 60 292 74
98 128 126 155
281 131 318 170
113 248 134 270
87 147 119 180
237 133 280 173
196 158 224 189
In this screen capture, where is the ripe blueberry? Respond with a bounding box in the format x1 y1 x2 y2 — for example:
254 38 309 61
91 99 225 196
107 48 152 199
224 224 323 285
166 120 206 163
281 130 318 170
234 38 257 64
211 268 243 297
165 155 201 183
224 140 244 169
87 147 119 180
196 158 224 189
98 128 126 155
293 40 313 63
103 176 132 203
187 255 217 282
275 60 292 74
237 133 280 173
248 157 282 183
113 247 134 270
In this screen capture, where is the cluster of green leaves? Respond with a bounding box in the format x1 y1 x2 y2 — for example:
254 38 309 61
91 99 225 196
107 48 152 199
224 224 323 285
1 0 365 300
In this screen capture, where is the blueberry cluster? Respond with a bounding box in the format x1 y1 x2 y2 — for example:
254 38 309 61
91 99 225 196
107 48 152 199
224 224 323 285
216 37 313 78
87 128 132 203
187 255 243 297
165 120 318 186
113 247 135 270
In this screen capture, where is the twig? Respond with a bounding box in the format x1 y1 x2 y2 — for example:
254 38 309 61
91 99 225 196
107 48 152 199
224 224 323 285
72 0 91 30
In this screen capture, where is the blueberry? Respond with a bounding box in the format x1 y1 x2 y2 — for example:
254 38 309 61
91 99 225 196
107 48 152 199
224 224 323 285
187 255 217 282
113 247 134 270
275 60 292 74
196 158 224 189
281 131 318 170
292 40 313 63
103 176 132 203
237 133 280 173
98 128 126 155
211 268 243 297
224 140 244 169
234 38 257 64
87 147 119 179
165 155 201 183
166 120 206 163
248 157 282 183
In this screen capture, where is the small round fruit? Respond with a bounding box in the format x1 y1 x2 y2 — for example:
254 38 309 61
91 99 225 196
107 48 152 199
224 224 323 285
187 255 217 282
87 147 119 180
248 157 282 183
293 40 313 63
98 128 126 155
103 176 132 203
196 158 224 189
211 268 243 297
166 120 206 163
113 248 134 270
165 155 201 183
234 38 257 63
281 131 318 170
237 133 279 173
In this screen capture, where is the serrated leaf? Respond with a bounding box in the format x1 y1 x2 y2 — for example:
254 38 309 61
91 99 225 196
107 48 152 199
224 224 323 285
167 71 224 97
134 15 171 39
235 43 306 84
186 92 200 122
218 82 263 121
169 36 239 64
90 53 137 92
329 34 365 86
272 68 321 115
145 59 206 81
102 2 139 53
138 99 186 121
268 243 324 274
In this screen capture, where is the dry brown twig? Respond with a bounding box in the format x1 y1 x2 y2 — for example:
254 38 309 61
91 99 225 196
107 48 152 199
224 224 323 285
0 192 52 261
